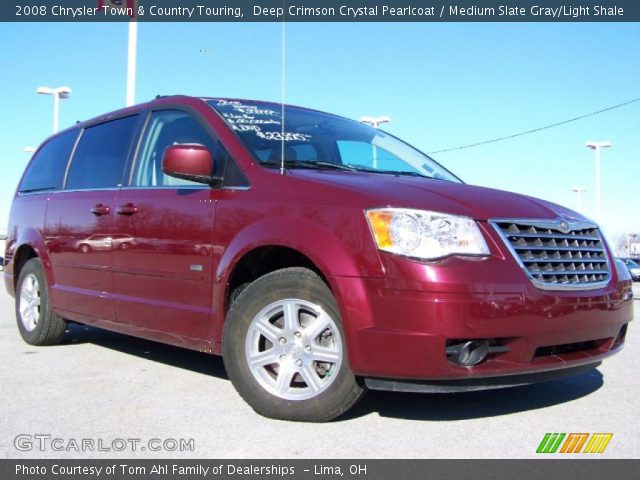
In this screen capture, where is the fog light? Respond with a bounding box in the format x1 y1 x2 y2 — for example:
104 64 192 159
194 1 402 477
446 340 489 366
613 324 628 348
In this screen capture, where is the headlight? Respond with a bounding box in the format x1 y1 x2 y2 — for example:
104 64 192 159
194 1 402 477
366 208 490 260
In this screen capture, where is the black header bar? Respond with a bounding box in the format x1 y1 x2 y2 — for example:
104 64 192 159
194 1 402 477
4 1 640 22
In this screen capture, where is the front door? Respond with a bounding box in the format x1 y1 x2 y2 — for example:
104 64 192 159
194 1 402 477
111 109 219 339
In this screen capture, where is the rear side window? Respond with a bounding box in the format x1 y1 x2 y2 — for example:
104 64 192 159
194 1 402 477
66 115 138 190
19 129 79 193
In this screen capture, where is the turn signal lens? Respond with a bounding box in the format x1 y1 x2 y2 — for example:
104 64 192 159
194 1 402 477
366 210 394 249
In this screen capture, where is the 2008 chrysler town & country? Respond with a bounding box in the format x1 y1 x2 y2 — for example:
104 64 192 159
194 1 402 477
4 96 633 421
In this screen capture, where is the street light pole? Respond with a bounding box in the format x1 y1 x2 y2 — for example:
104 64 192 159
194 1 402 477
53 91 60 132
571 186 587 212
127 20 138 106
360 116 391 168
585 141 612 223
37 86 72 133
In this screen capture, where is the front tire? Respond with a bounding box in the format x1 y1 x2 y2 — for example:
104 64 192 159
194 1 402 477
223 268 365 422
16 258 66 346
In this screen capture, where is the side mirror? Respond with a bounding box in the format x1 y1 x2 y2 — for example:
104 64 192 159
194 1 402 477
162 144 215 185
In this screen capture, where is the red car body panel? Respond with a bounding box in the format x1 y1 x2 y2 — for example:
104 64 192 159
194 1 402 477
4 95 633 383
45 190 118 321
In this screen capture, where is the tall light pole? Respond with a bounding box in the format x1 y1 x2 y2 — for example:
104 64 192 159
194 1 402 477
360 116 391 168
585 141 612 222
571 186 587 212
37 86 72 133
127 20 137 106
99 1 137 105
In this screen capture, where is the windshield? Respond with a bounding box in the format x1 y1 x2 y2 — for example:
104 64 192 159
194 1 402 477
207 99 461 182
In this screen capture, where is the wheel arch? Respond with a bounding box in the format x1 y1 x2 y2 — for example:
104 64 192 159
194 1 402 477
13 244 39 287
10 229 51 293
211 216 373 342
224 245 330 312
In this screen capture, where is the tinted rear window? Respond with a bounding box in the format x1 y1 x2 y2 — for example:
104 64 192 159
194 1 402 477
66 115 139 190
19 129 79 193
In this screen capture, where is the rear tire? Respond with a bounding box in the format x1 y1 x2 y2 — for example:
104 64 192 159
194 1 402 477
16 258 66 346
223 267 365 422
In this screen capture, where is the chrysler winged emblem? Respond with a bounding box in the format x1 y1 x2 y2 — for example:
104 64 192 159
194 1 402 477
558 221 571 234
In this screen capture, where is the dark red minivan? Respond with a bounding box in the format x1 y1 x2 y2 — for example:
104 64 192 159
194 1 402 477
4 96 633 421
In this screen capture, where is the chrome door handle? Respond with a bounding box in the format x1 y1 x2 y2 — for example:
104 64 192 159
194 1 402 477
91 204 111 216
116 203 139 216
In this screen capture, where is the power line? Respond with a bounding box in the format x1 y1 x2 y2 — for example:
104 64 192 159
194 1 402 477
427 96 640 154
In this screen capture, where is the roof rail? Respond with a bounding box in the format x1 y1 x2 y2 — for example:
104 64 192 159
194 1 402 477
154 94 182 100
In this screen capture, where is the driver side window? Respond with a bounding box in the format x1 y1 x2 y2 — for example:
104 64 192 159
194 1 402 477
133 110 216 187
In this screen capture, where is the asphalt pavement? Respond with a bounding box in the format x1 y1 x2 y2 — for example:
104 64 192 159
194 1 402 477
0 284 638 459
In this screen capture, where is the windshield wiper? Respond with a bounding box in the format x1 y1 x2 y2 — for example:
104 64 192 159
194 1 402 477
262 160 315 169
262 160 426 177
262 160 358 171
344 165 427 178
19 187 56 194
308 161 359 171
387 170 427 178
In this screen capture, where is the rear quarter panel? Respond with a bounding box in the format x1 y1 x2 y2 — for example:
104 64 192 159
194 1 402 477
4 194 50 297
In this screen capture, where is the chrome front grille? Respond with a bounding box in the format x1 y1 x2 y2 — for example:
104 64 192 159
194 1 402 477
492 219 611 290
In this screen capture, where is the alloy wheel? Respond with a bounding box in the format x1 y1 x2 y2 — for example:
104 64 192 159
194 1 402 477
245 298 343 400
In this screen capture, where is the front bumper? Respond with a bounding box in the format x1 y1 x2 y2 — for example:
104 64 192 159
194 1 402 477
364 362 601 393
331 252 633 382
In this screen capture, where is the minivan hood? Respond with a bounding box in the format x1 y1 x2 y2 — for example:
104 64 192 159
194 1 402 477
288 170 590 223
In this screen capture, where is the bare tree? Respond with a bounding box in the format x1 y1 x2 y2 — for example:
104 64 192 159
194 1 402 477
611 233 629 257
